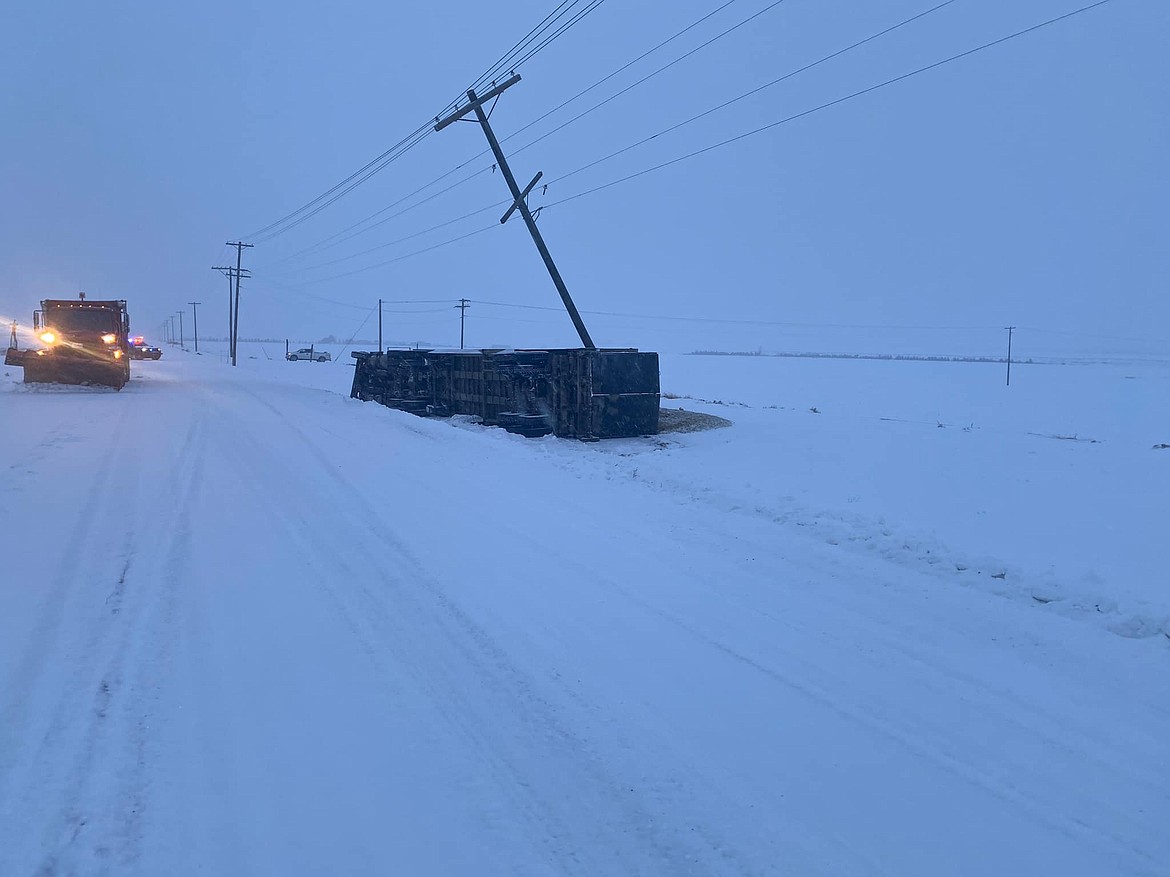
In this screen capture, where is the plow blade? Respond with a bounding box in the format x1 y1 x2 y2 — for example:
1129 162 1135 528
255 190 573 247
4 347 33 367
20 355 128 389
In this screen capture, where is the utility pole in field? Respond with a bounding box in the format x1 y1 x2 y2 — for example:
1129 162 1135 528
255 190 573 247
212 263 251 364
188 302 201 353
1005 326 1016 386
225 241 254 366
455 298 470 349
378 299 383 352
435 75 595 349
168 315 177 345
177 311 185 350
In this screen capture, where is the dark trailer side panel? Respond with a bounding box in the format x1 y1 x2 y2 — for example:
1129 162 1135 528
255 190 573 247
350 348 659 440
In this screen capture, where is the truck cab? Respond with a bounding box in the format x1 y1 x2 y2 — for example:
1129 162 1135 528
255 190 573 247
23 294 132 388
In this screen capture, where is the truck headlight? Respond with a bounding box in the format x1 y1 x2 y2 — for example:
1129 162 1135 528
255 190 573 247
113 349 124 359
39 331 57 344
102 333 116 344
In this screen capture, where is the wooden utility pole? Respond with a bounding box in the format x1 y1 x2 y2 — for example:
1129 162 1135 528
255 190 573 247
435 75 595 349
456 298 470 349
378 298 383 352
188 301 201 353
1005 326 1016 386
212 264 251 364
225 241 254 366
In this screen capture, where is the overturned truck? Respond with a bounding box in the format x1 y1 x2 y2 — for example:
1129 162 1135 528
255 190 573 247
351 347 660 439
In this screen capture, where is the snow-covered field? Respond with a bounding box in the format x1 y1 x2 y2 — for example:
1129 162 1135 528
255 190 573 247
1 344 1167 876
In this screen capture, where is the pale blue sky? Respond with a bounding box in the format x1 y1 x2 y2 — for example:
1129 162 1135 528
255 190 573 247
2 0 1165 356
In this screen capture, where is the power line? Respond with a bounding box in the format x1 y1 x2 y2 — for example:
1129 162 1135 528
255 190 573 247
468 1 577 94
473 299 1003 330
266 0 948 279
245 125 435 242
468 1 608 95
258 224 499 287
531 0 959 187
243 1 612 245
263 165 496 268
261 0 755 270
1019 326 1170 346
259 1 1115 288
498 0 740 148
536 0 1119 213
491 1 608 78
267 200 510 276
510 0 793 161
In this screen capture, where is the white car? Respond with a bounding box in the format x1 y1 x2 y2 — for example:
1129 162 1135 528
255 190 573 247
287 348 331 362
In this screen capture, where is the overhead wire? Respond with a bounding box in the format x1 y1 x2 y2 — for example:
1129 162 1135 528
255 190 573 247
279 199 512 274
510 0 792 161
498 0 740 146
266 224 501 287
262 0 749 269
473 299 1003 330
263 165 496 268
489 1 608 79
257 0 1114 292
265 0 953 280
519 0 956 174
467 1 577 95
242 0 611 245
468 1 608 95
262 0 848 277
245 123 435 242
535 0 1118 213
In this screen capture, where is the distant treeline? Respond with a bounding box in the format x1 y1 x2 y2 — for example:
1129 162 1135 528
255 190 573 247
689 350 1029 364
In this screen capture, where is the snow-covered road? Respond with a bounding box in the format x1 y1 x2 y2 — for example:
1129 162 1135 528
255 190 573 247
1 353 1166 876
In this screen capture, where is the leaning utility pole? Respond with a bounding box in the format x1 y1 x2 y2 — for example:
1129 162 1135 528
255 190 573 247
226 241 253 366
455 298 470 349
188 301 201 353
435 75 595 349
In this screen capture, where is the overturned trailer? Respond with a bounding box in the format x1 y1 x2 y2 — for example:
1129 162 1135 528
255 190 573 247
363 79 662 439
350 347 660 439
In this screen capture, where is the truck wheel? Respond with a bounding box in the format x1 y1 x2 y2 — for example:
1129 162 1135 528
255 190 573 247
317 356 327 362
289 355 298 361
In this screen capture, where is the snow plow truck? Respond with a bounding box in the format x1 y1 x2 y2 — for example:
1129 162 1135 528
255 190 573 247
5 294 132 389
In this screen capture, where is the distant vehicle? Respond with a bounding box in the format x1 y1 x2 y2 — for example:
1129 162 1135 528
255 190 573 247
287 347 331 362
129 337 162 360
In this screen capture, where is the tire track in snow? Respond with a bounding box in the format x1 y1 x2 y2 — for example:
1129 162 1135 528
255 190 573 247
0 398 133 794
532 502 1169 874
578 434 1170 643
0 393 210 876
212 383 743 876
349 399 1168 872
